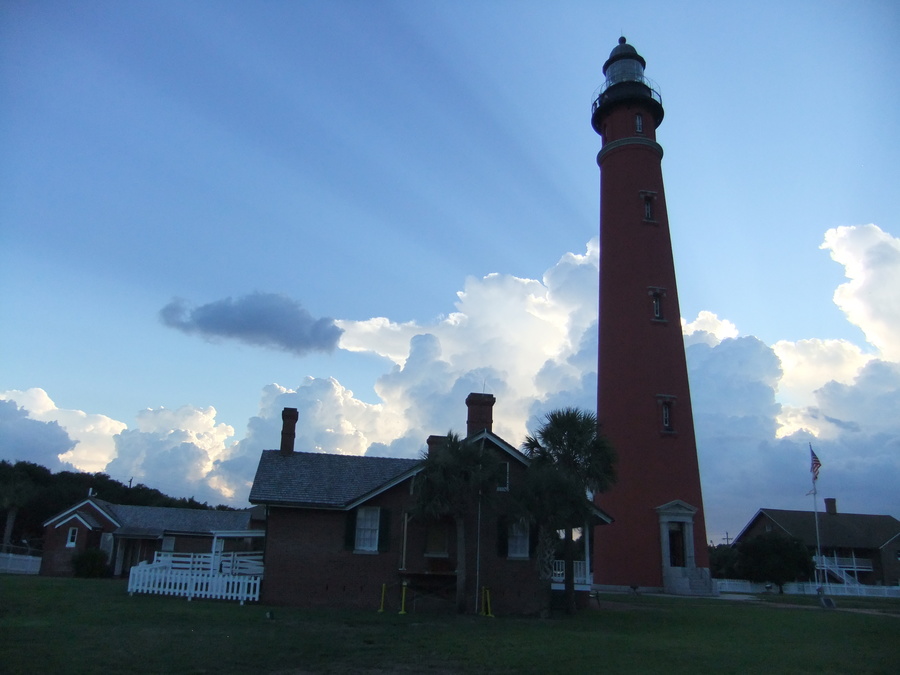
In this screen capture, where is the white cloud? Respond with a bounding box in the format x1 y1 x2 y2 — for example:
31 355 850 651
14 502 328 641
822 224 900 360
337 240 601 444
682 311 739 347
0 398 76 470
772 338 872 420
104 405 234 503
0 388 125 472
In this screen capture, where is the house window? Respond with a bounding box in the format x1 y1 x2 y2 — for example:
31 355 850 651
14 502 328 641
66 527 78 548
635 113 643 133
161 536 175 552
355 507 380 552
425 523 449 557
497 462 510 492
508 520 530 559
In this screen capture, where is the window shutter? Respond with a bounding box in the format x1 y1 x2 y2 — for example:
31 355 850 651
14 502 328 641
344 510 357 550
378 508 391 552
529 524 539 559
496 517 508 557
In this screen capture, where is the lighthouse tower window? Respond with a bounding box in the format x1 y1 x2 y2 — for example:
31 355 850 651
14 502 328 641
635 113 644 134
640 191 657 222
656 395 676 433
648 286 667 322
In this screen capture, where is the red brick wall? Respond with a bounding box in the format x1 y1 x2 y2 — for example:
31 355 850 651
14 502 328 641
261 457 546 614
40 503 115 576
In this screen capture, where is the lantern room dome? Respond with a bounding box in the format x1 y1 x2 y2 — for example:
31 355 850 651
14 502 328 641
603 36 646 74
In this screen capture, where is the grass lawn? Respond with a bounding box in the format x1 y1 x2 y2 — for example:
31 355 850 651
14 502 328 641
1 576 898 674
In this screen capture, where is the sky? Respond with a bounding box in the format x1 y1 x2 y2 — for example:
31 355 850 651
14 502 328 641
2 1 899 545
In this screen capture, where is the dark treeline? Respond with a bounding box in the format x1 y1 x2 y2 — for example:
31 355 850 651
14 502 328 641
1 459 231 551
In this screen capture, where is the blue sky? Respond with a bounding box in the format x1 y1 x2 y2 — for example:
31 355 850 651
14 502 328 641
2 1 899 543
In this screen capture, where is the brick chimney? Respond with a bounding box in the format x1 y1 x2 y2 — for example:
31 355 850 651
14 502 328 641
824 497 837 515
280 407 299 456
426 435 447 457
465 393 495 437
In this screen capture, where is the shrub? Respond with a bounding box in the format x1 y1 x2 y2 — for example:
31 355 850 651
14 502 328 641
71 548 109 578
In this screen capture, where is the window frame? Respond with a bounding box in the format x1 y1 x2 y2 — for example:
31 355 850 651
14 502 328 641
354 506 381 553
656 394 677 434
66 527 78 548
496 461 510 492
639 190 658 223
648 286 667 323
507 520 530 560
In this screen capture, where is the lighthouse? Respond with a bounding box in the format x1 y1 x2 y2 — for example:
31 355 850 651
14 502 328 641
591 38 714 594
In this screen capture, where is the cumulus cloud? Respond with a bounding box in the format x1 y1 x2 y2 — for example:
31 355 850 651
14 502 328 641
105 405 235 503
822 224 900 360
0 398 76 470
160 292 343 356
0 388 124 471
682 310 739 347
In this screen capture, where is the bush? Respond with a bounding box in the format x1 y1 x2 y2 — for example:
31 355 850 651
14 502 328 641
71 548 109 578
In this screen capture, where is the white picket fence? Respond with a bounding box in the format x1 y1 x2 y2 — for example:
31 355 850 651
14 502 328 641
0 551 41 575
128 551 264 604
716 578 900 598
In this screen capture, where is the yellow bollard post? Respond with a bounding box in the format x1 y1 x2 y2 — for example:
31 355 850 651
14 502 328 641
485 587 494 618
399 580 408 615
378 583 386 613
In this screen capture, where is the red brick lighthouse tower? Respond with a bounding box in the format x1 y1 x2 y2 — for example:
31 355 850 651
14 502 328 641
591 38 713 594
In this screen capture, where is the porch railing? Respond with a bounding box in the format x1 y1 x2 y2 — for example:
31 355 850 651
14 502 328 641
716 579 900 598
551 560 589 585
152 551 264 575
814 554 873 572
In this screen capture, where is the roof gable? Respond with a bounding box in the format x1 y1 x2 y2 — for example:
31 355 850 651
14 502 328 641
43 498 120 529
466 429 530 466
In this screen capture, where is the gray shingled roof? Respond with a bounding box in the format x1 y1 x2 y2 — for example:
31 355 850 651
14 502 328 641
249 450 422 508
93 499 255 537
754 508 900 549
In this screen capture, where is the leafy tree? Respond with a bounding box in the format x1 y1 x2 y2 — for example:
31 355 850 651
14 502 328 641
414 432 502 613
0 459 230 550
708 543 739 579
0 462 38 552
71 548 110 577
521 408 616 614
736 531 815 593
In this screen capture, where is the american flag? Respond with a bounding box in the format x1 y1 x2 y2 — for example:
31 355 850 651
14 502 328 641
810 444 822 482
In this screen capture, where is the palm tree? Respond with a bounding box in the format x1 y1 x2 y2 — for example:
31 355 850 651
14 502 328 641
522 408 616 614
414 432 502 613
